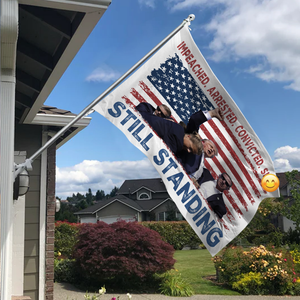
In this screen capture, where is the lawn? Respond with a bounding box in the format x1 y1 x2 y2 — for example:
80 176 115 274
174 249 240 295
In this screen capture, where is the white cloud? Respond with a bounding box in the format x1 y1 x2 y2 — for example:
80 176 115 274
138 0 156 8
169 0 300 91
168 0 222 11
56 159 159 198
86 66 120 82
273 145 300 172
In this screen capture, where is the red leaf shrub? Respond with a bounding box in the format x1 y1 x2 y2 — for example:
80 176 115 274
73 220 175 286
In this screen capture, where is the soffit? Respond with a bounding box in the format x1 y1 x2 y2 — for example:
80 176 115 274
15 0 111 124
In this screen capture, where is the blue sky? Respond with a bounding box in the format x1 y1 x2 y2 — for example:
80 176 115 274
46 0 300 198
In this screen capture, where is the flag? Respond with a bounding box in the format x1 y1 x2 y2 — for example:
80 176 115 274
94 25 279 256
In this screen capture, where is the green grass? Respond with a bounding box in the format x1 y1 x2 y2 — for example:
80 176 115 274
174 249 240 295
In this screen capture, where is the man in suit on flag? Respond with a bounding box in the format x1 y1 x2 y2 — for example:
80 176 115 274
177 107 223 178
136 102 203 157
136 102 223 174
193 168 232 219
135 102 172 119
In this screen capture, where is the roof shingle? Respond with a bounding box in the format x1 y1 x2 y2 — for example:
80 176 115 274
117 178 166 195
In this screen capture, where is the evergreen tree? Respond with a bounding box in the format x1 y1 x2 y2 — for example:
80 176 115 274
76 192 85 202
109 186 119 198
96 189 105 201
86 188 93 205
76 199 88 210
55 202 77 223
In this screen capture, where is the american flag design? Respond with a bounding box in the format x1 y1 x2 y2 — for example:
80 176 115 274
94 25 279 256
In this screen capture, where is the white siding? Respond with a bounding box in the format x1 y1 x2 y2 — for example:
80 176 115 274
80 216 97 224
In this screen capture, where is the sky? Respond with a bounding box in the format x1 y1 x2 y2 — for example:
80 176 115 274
45 0 300 198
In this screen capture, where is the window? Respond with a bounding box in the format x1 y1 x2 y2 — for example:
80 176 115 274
138 192 150 200
158 211 183 221
158 212 166 221
176 212 183 220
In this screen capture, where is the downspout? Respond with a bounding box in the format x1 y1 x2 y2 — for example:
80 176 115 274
0 0 18 299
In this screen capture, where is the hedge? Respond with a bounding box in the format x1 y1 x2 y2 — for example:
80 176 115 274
142 221 202 250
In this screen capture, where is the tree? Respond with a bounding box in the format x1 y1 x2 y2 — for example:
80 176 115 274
95 189 105 201
55 202 77 223
76 192 85 201
76 200 88 210
282 170 300 232
230 197 283 246
109 186 119 198
86 188 93 205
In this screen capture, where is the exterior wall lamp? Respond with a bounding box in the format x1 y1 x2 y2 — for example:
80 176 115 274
56 199 61 212
13 169 30 200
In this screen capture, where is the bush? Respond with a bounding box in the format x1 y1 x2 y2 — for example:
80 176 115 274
157 270 194 297
283 228 300 245
142 221 202 250
252 229 284 247
55 221 80 259
73 220 175 289
232 272 264 295
213 245 297 295
54 258 78 283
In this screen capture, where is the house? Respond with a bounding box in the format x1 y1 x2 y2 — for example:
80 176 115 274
75 172 300 230
74 178 183 224
277 171 300 232
0 1 111 299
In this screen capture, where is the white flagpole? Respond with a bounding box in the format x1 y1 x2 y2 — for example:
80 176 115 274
14 14 195 177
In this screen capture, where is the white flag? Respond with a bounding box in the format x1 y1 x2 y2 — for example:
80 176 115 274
94 25 279 256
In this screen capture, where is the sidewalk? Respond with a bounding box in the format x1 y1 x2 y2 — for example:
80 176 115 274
54 282 300 300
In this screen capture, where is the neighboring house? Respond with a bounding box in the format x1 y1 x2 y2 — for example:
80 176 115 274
75 172 300 231
75 178 183 224
277 171 300 232
0 1 111 300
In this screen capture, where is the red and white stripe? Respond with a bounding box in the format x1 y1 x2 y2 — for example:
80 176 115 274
121 78 265 227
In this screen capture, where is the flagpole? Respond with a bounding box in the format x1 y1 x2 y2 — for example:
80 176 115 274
14 14 195 177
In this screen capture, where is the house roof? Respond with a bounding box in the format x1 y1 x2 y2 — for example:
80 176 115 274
75 178 173 216
136 198 171 211
15 0 111 127
74 195 172 215
74 195 144 215
277 171 300 189
117 178 167 195
38 105 75 116
33 105 91 148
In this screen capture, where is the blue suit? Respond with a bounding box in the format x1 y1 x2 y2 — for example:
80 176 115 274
135 102 155 114
198 168 227 219
136 103 185 156
176 110 208 175
136 103 209 175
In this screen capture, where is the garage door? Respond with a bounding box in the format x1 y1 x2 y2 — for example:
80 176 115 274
80 216 97 224
99 215 135 224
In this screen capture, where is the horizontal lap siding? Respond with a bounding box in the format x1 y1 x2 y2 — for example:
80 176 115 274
97 201 137 217
15 124 42 299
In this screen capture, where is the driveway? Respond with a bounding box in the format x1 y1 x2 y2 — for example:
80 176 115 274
54 282 300 300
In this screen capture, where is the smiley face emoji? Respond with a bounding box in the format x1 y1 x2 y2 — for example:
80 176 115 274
261 174 280 192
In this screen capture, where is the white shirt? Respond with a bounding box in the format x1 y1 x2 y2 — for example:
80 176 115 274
191 153 205 180
200 180 219 200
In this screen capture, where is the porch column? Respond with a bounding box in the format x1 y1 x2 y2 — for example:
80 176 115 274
0 0 18 299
